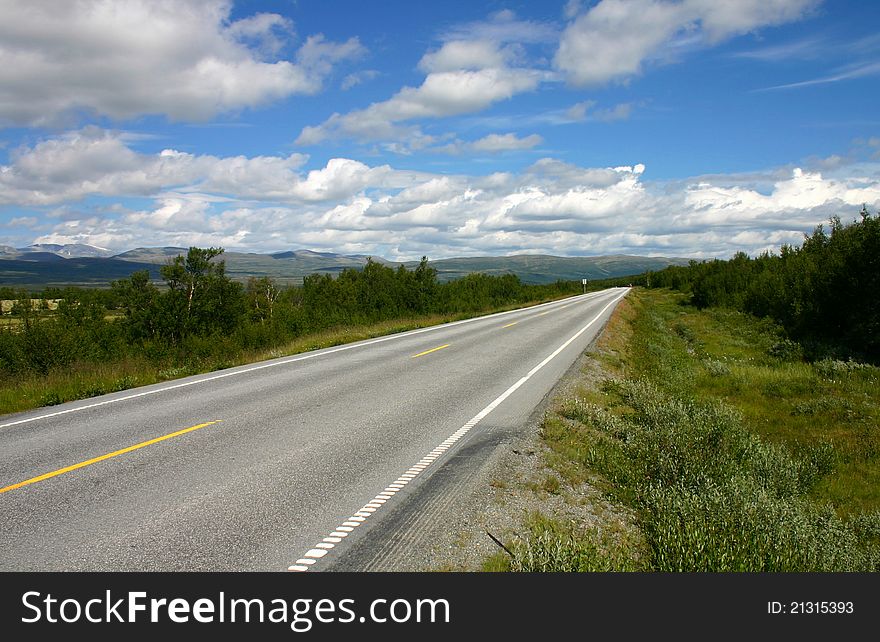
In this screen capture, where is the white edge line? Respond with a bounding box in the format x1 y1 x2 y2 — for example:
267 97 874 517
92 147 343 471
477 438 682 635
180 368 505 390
288 288 629 571
0 289 620 430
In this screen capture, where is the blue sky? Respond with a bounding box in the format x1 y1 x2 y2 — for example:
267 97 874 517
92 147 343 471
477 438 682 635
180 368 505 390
1 0 879 259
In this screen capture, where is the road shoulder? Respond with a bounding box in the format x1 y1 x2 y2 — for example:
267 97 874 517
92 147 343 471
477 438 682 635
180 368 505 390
333 306 638 572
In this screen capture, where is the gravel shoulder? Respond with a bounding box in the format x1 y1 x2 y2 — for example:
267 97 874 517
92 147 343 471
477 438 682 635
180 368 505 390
351 316 638 572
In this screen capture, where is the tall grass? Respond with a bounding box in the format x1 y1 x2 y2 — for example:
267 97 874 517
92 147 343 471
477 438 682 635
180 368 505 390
561 380 876 571
485 513 643 572
508 288 880 572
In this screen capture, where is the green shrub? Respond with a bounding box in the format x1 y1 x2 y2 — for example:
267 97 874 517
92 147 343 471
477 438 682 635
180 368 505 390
703 359 730 376
566 378 876 571
768 339 802 361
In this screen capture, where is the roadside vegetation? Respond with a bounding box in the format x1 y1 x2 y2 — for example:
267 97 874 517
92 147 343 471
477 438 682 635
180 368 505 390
487 289 880 572
646 205 880 363
0 250 632 416
487 207 880 572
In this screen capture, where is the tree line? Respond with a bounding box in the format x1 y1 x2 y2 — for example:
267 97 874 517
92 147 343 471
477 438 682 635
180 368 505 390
0 251 587 377
646 206 880 361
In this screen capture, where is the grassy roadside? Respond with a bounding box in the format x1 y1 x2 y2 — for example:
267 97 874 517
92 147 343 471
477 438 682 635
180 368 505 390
485 288 880 572
0 295 574 417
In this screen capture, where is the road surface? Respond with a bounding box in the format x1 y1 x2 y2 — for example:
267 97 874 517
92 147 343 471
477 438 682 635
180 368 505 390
0 287 628 571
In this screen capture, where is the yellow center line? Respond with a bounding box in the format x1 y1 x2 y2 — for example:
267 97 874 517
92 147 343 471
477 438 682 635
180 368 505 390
411 344 450 358
537 311 550 316
502 321 518 328
0 420 221 495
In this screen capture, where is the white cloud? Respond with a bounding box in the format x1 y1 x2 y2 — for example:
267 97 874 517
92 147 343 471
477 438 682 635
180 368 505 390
296 13 555 147
556 0 690 87
565 101 595 121
6 216 38 228
418 40 510 73
0 0 363 126
290 159 390 202
198 152 311 200
759 60 880 91
341 69 380 90
7 129 880 260
555 0 819 86
295 1 813 151
565 100 633 122
395 68 542 118
124 197 211 230
432 132 543 155
563 1 583 20
732 37 824 61
438 10 559 45
295 34 366 85
471 133 544 152
0 128 422 206
0 127 196 205
686 0 820 42
296 67 544 145
594 103 633 121
225 12 294 58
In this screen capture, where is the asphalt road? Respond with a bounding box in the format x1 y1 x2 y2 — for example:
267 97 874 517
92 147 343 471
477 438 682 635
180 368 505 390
0 287 628 571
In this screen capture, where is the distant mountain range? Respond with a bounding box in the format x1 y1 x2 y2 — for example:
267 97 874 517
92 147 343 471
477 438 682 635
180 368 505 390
0 243 116 259
0 244 691 289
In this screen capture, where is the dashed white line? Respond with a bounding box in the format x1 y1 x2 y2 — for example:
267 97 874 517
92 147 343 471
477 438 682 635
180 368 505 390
288 288 629 572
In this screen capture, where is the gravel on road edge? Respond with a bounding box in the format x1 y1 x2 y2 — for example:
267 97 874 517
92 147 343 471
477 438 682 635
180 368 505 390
375 313 640 572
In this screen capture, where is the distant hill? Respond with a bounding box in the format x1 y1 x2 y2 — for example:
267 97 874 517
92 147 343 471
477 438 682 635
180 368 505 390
0 256 160 289
4 243 116 259
113 248 395 284
0 246 690 289
113 247 188 263
412 254 692 284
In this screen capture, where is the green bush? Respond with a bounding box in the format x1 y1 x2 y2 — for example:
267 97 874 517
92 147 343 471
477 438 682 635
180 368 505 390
645 478 877 572
565 379 878 571
648 207 880 362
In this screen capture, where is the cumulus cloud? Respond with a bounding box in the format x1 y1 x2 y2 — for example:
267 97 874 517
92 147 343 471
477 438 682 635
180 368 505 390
0 127 424 206
555 0 819 86
298 0 780 151
296 65 544 146
418 40 511 73
296 19 551 147
5 129 880 260
225 12 295 59
295 34 366 81
0 127 195 204
471 133 544 152
0 0 363 126
434 133 543 155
